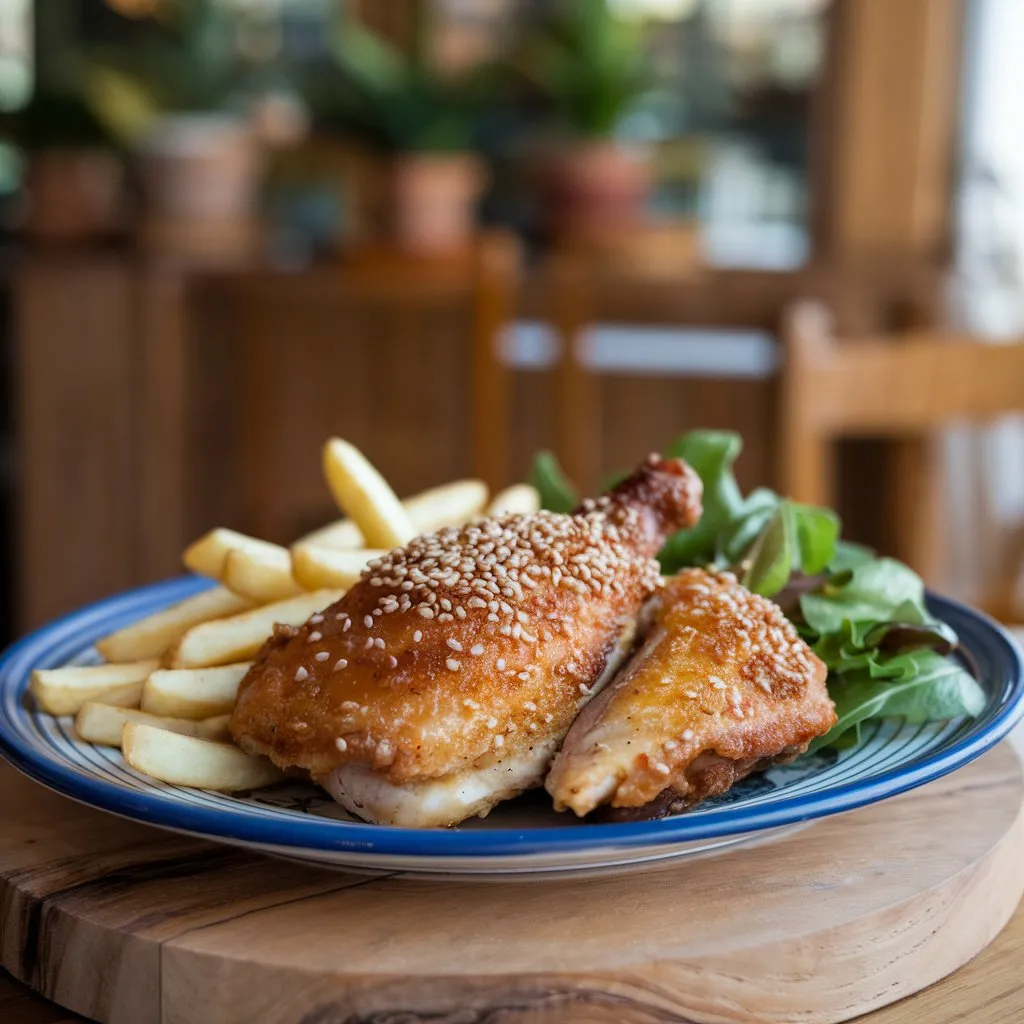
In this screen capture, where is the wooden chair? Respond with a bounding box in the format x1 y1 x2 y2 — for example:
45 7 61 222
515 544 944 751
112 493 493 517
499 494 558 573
547 242 941 497
780 298 1024 616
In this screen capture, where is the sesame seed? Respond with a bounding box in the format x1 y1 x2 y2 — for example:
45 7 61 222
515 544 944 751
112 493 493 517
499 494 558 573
455 606 467 619
374 638 385 649
364 638 374 649
308 631 322 643
447 639 463 652
654 763 670 776
464 698 479 709
418 607 435 619
334 658 348 670
387 655 398 668
315 651 330 662
544 713 554 723
518 671 530 681
496 658 506 670
294 666 309 682
486 716 498 728
446 658 461 671
335 737 348 752
310 614 324 624
578 683 591 695
342 619 351 631
363 615 373 629
682 729 695 740
493 735 504 748
470 644 484 656
413 630 422 642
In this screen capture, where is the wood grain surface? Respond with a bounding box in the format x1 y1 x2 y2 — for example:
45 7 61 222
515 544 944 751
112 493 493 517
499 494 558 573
0 745 1022 1024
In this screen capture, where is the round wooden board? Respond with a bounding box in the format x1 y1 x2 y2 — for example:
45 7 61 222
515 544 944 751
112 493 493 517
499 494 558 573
2 745 1023 1024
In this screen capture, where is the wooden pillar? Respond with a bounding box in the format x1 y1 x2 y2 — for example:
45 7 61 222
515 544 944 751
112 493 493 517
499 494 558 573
812 0 964 264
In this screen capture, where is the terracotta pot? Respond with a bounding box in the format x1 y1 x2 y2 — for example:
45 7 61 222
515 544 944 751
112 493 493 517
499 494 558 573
537 139 650 242
135 114 263 263
136 114 261 223
370 153 485 254
23 149 124 242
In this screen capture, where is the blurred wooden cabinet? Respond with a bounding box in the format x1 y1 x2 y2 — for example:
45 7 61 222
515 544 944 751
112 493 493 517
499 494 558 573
14 238 519 630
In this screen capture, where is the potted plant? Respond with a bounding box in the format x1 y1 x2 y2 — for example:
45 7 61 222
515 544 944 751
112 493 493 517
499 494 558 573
3 87 124 243
514 0 651 241
85 0 262 257
308 7 495 254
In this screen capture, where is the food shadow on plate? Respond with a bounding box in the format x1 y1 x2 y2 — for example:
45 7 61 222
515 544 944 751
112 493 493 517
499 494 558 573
247 747 842 828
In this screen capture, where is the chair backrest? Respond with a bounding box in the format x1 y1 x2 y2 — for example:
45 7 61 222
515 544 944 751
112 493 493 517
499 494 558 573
779 298 1024 612
546 244 939 495
188 231 519 543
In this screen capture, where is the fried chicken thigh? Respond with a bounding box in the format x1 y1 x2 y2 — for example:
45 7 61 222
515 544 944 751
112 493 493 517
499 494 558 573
229 456 702 827
546 568 836 818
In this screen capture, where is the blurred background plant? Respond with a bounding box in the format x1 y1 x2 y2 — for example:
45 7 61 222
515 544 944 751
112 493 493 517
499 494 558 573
513 0 648 141
304 3 502 252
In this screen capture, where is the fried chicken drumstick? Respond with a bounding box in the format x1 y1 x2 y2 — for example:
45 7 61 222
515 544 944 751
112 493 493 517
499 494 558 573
230 455 702 827
546 568 836 819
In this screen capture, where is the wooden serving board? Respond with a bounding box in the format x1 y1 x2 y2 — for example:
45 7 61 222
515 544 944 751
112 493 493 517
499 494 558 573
2 745 1023 1024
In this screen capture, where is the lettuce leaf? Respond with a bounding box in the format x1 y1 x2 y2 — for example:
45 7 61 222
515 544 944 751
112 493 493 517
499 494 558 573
809 650 986 752
531 451 578 514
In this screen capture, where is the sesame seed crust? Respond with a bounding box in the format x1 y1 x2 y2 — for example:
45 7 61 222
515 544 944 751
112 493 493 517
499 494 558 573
546 567 836 817
229 456 703 786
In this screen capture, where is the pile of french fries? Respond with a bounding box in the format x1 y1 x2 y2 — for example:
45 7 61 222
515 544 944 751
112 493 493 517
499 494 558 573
31 439 540 793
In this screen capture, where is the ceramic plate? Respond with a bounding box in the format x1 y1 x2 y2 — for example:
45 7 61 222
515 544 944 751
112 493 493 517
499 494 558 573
1 577 1021 879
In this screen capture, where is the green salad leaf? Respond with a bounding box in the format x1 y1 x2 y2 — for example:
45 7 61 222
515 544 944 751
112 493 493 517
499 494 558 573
528 429 986 751
530 451 578 514
809 650 986 752
741 500 796 597
659 430 747 571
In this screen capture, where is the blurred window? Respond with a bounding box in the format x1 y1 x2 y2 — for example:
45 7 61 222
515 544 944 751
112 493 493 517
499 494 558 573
0 0 32 113
611 0 830 269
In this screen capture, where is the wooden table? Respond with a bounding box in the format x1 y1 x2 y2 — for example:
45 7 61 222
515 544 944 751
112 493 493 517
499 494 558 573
4 903 1024 1024
4 631 1024 1024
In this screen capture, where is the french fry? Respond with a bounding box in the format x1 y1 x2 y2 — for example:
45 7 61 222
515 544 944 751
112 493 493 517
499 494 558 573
197 714 233 742
122 722 283 792
96 586 252 663
30 661 159 716
290 544 385 592
166 589 345 668
141 663 252 719
222 546 302 603
297 479 490 550
486 483 541 517
183 529 287 581
75 702 221 748
322 438 415 549
295 517 364 551
402 479 488 534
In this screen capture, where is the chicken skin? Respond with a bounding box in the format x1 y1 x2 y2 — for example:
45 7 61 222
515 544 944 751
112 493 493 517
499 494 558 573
229 455 702 827
546 568 836 818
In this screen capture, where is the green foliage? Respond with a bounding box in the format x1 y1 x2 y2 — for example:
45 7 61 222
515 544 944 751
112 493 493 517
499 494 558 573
531 451 578 514
84 0 243 135
1 87 118 151
514 0 649 138
308 7 499 154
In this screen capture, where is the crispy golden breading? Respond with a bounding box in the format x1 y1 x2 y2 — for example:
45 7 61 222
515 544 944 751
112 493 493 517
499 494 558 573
230 457 703 794
546 568 836 817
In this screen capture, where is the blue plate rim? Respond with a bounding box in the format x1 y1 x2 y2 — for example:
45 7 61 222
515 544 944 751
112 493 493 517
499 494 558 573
0 576 1021 859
